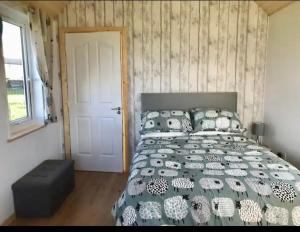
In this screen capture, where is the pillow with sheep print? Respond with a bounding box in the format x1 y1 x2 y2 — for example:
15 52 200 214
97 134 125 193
140 110 193 134
190 108 246 133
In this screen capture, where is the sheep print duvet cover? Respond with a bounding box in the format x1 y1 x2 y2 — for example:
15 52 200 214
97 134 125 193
112 133 300 226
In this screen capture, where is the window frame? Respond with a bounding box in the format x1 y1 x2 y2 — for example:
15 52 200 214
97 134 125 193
3 18 33 125
0 4 45 140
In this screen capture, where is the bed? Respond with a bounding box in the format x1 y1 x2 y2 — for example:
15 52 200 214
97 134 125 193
112 92 300 226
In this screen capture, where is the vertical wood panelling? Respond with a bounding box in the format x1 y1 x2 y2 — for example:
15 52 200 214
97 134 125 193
161 1 171 93
207 1 219 92
142 1 152 93
170 1 181 93
244 1 259 134
105 1 114 26
189 1 199 92
179 1 190 93
67 1 76 27
85 1 95 27
61 0 269 153
151 1 161 93
124 1 134 153
76 1 86 27
198 1 209 92
133 1 143 146
226 1 239 91
216 1 229 92
114 1 124 27
236 1 249 121
95 1 105 26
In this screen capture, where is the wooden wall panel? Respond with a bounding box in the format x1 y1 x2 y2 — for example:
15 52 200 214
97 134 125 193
61 0 269 154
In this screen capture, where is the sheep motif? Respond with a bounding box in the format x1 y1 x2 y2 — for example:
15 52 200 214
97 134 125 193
211 197 235 219
271 181 297 202
158 148 174 154
140 168 155 177
202 139 218 144
144 139 156 145
236 199 263 225
244 151 262 156
190 196 211 224
184 162 204 169
164 195 189 224
262 204 289 225
127 178 146 197
206 110 219 118
292 206 300 226
131 161 147 170
184 144 200 149
165 161 181 169
133 155 148 163
172 178 195 191
201 144 214 149
184 155 204 161
224 156 243 162
229 163 248 169
203 170 224 176
140 149 156 155
270 171 295 181
150 153 168 159
225 169 248 177
233 136 247 142
150 159 164 168
136 201 162 222
167 144 181 149
157 140 171 145
121 205 137 226
190 149 206 154
128 169 139 180
204 154 222 162
209 149 224 155
222 136 233 142
249 170 269 179
146 178 168 195
221 110 233 117
216 117 230 129
244 178 272 197
206 162 226 170
199 178 224 193
267 163 289 171
249 162 267 169
175 149 189 155
227 151 242 156
225 178 247 195
158 169 178 177
247 145 264 150
243 156 263 162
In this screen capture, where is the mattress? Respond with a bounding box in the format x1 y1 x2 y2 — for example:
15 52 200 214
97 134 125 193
112 133 300 226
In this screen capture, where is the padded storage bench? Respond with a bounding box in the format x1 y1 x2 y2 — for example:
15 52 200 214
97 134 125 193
12 159 75 217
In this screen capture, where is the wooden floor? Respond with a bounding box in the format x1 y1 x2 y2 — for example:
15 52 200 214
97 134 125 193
9 171 128 226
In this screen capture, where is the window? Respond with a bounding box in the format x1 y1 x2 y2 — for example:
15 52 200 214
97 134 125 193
2 21 31 123
0 4 45 140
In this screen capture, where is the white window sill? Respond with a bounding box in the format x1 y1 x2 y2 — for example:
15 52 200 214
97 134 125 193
7 123 45 142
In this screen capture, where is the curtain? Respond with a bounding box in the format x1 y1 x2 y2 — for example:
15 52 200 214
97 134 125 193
28 7 57 124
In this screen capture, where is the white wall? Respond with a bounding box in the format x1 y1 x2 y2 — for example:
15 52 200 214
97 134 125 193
264 2 300 168
0 13 63 224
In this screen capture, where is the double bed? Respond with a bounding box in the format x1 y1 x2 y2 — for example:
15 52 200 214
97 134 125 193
112 93 300 226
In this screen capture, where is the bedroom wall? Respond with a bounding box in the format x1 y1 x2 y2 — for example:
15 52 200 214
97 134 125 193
60 1 269 153
264 2 300 168
0 5 63 224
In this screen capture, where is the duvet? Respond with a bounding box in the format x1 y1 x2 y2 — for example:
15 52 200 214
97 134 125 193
112 133 300 226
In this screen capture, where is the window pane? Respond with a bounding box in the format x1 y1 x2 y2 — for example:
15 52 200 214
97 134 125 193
2 21 29 121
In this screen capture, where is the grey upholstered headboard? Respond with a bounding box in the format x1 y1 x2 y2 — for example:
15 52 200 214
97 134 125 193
141 92 237 112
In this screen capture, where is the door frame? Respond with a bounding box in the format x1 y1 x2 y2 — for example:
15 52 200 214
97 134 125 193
59 27 129 173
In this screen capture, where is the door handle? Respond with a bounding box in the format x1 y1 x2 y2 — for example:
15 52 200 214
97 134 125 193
111 107 121 114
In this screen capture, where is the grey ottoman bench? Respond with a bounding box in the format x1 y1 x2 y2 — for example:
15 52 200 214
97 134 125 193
12 159 75 217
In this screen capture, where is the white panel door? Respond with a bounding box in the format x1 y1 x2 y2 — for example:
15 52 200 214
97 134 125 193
66 32 122 172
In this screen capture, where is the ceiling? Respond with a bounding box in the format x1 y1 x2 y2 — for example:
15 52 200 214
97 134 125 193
2 1 295 17
255 1 294 15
